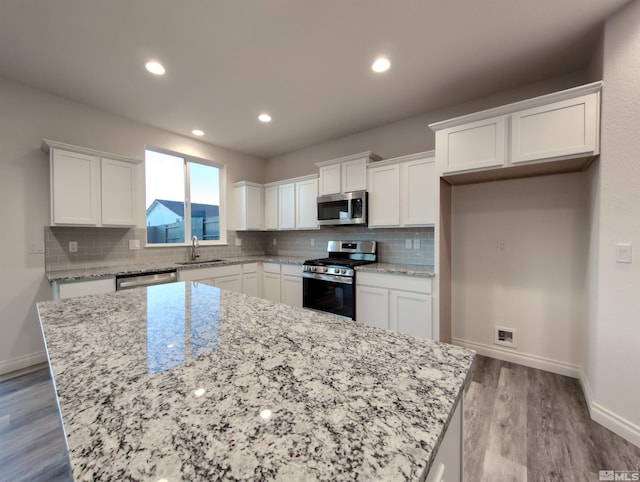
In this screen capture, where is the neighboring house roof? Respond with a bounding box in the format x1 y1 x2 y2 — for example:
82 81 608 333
147 199 220 218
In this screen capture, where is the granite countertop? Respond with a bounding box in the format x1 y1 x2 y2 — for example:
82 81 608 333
37 282 474 481
46 255 308 283
46 257 436 283
357 263 436 277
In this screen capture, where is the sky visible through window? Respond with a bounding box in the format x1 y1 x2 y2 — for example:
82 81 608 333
145 150 220 208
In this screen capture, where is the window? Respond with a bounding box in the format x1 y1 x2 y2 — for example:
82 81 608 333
145 149 225 245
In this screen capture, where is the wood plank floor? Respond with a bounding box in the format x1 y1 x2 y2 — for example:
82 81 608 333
0 356 638 481
465 355 640 481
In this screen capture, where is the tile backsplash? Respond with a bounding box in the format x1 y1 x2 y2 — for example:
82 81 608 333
45 225 434 271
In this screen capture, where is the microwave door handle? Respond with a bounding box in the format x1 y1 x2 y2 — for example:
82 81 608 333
347 199 353 219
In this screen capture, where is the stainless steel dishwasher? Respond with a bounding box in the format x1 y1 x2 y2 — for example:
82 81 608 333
115 270 178 290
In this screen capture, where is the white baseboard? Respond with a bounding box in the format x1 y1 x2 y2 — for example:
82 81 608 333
452 337 581 378
578 367 640 448
0 351 47 377
453 337 640 449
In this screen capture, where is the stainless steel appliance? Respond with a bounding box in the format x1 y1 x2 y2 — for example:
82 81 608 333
316 190 367 226
302 240 377 319
116 269 177 290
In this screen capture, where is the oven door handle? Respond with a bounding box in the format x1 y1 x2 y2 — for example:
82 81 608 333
302 272 353 285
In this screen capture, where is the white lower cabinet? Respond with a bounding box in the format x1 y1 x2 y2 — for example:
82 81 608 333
55 277 116 300
356 272 433 339
178 265 242 293
262 263 282 302
425 398 463 482
280 264 302 308
242 263 260 297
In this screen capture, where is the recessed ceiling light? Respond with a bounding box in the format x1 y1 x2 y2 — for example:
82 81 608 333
145 61 166 75
371 57 391 73
192 129 204 136
258 113 272 123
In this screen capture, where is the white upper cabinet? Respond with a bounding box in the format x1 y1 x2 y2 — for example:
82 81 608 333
316 151 381 195
430 82 602 181
50 149 100 225
295 177 318 229
510 93 599 165
101 158 136 226
368 151 436 228
435 115 507 175
264 186 279 230
45 140 140 227
263 174 318 231
368 163 400 227
234 181 264 231
278 183 296 230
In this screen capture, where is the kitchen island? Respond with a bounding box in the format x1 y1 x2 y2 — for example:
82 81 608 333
37 281 474 481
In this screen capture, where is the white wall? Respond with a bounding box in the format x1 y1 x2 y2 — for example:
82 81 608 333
450 173 589 375
587 0 640 444
0 76 265 374
264 71 589 182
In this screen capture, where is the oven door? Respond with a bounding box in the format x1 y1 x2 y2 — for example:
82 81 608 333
303 273 355 319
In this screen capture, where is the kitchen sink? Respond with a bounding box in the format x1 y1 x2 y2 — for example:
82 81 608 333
175 259 224 265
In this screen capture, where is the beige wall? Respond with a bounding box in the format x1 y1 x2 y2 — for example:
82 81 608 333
588 0 640 444
264 71 590 182
0 76 265 374
450 173 589 373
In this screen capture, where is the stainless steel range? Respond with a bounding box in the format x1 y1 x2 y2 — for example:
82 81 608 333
302 240 377 319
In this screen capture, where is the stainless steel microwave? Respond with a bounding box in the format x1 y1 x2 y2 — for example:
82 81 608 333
316 190 367 226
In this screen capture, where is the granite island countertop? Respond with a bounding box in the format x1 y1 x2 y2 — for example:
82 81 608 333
37 282 472 481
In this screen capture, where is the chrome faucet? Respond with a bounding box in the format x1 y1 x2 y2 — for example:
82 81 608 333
191 235 200 261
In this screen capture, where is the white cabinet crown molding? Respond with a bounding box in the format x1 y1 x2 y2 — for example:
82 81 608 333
315 151 382 168
366 150 435 168
42 139 142 164
232 180 264 188
428 81 603 132
263 173 318 188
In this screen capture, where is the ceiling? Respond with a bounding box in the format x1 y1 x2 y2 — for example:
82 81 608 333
0 0 630 159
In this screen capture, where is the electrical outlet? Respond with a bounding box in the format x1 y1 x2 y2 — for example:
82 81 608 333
413 239 420 249
69 241 78 253
27 242 45 254
405 239 412 249
128 240 140 250
235 238 243 247
310 238 315 247
272 238 277 246
496 239 506 253
616 243 632 263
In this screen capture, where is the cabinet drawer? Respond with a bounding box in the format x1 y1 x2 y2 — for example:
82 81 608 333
262 262 281 274
242 262 259 274
281 264 302 276
179 264 241 281
57 277 115 300
357 271 432 293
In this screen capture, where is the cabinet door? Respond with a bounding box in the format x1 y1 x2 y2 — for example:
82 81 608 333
214 275 242 293
235 184 264 231
341 158 367 192
278 183 296 230
356 286 389 329
101 158 137 226
295 178 318 229
264 186 279 230
390 290 432 339
51 149 100 225
319 164 341 195
262 272 281 302
402 157 436 226
510 93 599 165
368 164 400 227
243 273 259 297
425 399 462 482
281 275 303 308
436 115 507 175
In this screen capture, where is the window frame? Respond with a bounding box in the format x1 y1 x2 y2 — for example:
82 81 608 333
144 147 227 247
